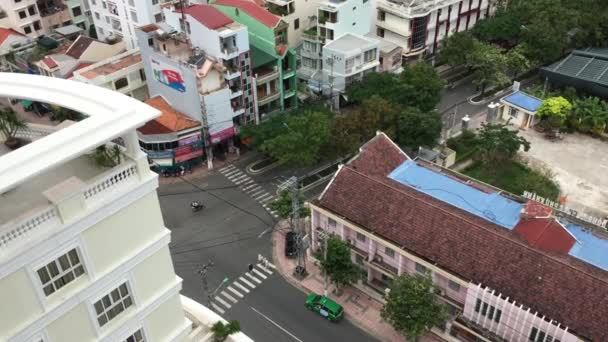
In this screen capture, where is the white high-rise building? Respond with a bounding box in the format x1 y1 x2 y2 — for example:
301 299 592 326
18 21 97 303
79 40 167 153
0 73 192 342
88 0 168 49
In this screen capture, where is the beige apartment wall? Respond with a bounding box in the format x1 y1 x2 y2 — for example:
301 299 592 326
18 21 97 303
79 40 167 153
46 302 97 342
0 269 43 339
131 246 178 303
144 294 189 342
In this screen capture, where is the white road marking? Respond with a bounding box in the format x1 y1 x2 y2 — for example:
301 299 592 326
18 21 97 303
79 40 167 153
243 183 260 191
260 195 275 203
231 173 249 181
257 227 273 238
219 165 235 173
234 177 252 185
221 291 238 303
233 281 250 293
224 169 241 177
266 261 277 269
246 272 262 284
250 188 266 197
254 192 271 200
257 263 274 275
212 302 225 314
240 179 255 186
252 268 267 279
251 307 303 342
215 296 232 309
227 286 244 298
239 276 256 289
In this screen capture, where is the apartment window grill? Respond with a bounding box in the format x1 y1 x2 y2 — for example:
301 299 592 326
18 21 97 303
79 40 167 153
384 247 395 258
36 248 86 296
94 282 133 327
124 329 145 342
411 16 428 50
474 299 502 323
356 232 366 242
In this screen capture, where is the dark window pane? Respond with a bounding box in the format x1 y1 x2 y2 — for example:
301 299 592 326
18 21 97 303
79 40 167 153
529 327 538 341
98 314 108 326
481 303 488 315
74 265 85 277
38 268 51 284
94 301 104 315
43 284 55 296
495 310 502 323
103 295 112 308
54 278 65 289
112 289 120 301
134 330 143 340
68 249 80 265
62 271 75 284
119 283 128 296
48 262 59 277
58 255 70 271
123 296 133 308
488 306 495 318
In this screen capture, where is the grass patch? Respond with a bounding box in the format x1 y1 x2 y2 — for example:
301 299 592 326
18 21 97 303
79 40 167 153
447 130 478 162
463 160 560 200
249 157 277 172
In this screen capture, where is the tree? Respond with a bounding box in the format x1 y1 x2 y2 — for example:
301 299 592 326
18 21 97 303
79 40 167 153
269 189 310 223
440 32 476 67
239 114 285 149
400 63 445 112
0 107 26 148
345 72 402 105
381 274 447 340
537 96 573 130
317 236 361 291
396 107 442 150
505 47 530 80
472 8 523 48
91 144 122 168
574 97 608 134
467 41 509 96
330 96 399 157
261 110 332 167
476 123 530 170
210 320 240 342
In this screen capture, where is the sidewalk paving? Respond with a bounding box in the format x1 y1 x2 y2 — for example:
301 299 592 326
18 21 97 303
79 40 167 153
271 220 440 342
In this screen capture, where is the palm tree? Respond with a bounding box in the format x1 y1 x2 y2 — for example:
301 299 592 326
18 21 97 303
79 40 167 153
0 107 27 149
574 97 608 135
210 320 240 342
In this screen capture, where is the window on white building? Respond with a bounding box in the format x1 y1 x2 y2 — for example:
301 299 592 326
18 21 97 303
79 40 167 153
364 49 376 63
36 248 86 296
33 20 41 31
355 254 364 265
303 41 316 52
529 327 560 342
72 6 82 17
102 1 107 9
345 57 355 72
91 0 96 5
152 0 159 5
124 329 145 342
509 106 519 118
415 262 428 275
28 6 37 16
154 13 163 22
115 77 128 89
355 232 366 242
128 0 135 6
105 16 110 23
328 218 336 229
94 282 133 327
95 12 100 19
130 10 137 23
18 10 27 19
139 69 146 81
384 247 395 258
294 18 299 30
302 57 317 69
474 299 502 323
447 280 460 292
98 27 104 35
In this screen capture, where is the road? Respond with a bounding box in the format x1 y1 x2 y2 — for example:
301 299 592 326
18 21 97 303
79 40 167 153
158 157 375 342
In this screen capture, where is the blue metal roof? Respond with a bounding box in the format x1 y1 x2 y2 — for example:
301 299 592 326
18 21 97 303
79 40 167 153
502 91 543 112
565 223 608 271
388 161 524 229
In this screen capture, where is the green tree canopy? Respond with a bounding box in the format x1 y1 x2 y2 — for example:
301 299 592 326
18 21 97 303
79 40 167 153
330 95 399 157
0 107 26 144
261 110 332 167
537 96 572 129
269 189 310 222
574 97 608 134
396 107 442 150
381 274 448 340
472 8 523 47
345 72 402 105
476 123 530 168
466 41 509 95
318 236 361 290
400 63 445 112
440 32 476 67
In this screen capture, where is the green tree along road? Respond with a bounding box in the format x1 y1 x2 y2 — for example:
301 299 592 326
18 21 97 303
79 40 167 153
269 190 310 223
475 123 530 170
537 96 572 130
396 108 443 151
381 274 447 340
317 236 361 292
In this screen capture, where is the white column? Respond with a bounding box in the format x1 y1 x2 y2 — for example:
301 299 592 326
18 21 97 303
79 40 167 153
340 224 345 239
367 237 374 261
397 254 403 276
122 130 140 158
311 211 317 251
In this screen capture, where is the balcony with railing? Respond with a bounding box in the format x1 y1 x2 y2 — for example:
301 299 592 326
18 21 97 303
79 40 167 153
255 66 279 84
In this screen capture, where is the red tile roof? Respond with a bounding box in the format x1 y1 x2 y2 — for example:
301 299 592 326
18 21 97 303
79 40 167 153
41 56 58 69
522 200 553 218
314 133 608 341
65 62 93 79
139 96 201 135
514 218 576 254
66 35 96 59
213 0 280 27
179 5 234 29
0 27 24 45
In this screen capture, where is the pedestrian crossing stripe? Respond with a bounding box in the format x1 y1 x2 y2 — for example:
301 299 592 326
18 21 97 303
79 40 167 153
246 272 262 284
243 183 259 191
260 195 275 203
252 268 267 279
224 169 241 177
233 281 250 293
234 177 251 185
239 276 256 289
221 291 238 303
227 286 244 298
254 192 271 200
240 179 255 186
265 261 277 269
219 165 235 173
215 296 232 309
229 173 248 181
257 263 273 275
250 188 266 197
212 302 225 314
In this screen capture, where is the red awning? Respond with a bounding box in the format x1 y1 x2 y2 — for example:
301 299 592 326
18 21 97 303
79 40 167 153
174 149 203 163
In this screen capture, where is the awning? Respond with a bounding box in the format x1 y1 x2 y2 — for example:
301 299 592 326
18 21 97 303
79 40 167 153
20 100 33 108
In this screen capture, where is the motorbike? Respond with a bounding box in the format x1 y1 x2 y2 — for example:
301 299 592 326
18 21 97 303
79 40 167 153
191 201 204 212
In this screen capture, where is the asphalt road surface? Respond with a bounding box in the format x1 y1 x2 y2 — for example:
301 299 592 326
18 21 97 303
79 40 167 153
158 160 376 342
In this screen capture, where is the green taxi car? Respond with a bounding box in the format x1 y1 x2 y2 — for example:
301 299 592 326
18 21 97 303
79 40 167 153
305 293 344 321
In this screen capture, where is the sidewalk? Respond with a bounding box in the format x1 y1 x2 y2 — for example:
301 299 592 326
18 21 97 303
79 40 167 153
272 221 440 342
158 151 243 185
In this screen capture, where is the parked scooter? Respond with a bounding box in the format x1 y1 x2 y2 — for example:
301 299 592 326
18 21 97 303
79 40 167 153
191 201 204 212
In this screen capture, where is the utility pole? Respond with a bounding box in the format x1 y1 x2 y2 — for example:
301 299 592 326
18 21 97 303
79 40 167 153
288 176 307 278
197 261 214 307
321 233 329 296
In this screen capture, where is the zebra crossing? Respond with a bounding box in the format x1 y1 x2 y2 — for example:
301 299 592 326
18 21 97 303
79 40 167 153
210 261 277 315
219 164 279 219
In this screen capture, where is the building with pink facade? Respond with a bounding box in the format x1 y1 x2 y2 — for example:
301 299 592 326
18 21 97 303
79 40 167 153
309 132 608 342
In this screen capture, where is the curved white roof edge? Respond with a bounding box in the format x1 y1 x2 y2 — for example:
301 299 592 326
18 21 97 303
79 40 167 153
0 73 161 193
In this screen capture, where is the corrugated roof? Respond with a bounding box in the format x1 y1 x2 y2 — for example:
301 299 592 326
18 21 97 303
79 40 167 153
139 96 200 134
502 91 543 112
179 5 233 29
388 160 524 229
543 49 608 86
213 0 280 27
567 223 608 271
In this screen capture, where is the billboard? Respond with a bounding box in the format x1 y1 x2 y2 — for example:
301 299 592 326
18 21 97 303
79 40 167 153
150 57 186 92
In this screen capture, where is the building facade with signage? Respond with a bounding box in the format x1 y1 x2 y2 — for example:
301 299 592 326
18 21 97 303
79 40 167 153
310 132 608 342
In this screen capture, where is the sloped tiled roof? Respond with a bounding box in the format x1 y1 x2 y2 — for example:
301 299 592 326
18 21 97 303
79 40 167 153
213 0 280 27
139 96 200 135
514 218 576 254
0 27 24 45
314 133 608 341
66 35 96 59
65 62 93 79
179 5 233 29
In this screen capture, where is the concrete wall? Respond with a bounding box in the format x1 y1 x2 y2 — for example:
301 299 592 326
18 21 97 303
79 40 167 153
0 269 44 338
203 87 234 139
46 302 97 342
213 4 276 56
79 40 126 62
